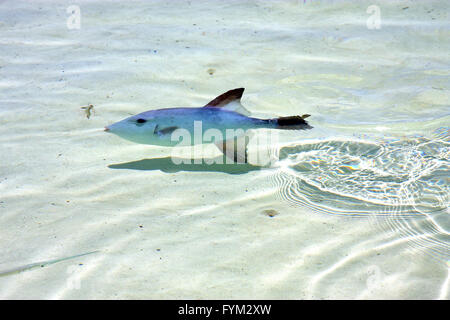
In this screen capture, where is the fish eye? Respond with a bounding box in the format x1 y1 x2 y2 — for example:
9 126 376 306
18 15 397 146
136 118 147 124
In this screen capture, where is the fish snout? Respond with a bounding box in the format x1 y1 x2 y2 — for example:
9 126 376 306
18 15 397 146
104 126 110 132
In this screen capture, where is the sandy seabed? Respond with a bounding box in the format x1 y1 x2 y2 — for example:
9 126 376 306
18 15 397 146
0 0 448 299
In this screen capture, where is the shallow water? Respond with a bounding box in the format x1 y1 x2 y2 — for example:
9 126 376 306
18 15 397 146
0 0 448 299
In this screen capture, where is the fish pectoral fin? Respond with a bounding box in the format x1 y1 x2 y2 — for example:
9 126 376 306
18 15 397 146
214 134 250 164
154 125 179 137
204 88 251 116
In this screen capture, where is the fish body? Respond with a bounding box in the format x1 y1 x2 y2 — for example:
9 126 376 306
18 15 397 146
106 106 273 147
105 88 311 162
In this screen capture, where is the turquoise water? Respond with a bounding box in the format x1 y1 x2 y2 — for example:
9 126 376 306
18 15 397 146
0 0 448 299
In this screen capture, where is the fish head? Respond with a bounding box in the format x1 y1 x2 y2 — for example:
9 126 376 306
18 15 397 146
104 112 159 144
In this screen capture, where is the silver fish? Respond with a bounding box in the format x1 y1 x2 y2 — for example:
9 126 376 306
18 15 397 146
105 88 312 163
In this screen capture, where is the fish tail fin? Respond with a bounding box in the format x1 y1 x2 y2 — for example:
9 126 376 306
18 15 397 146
269 114 312 130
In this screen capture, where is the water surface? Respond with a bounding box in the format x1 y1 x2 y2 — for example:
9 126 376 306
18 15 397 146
0 0 448 299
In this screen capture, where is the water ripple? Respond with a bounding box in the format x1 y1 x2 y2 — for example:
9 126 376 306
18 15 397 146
270 133 449 263
272 135 448 216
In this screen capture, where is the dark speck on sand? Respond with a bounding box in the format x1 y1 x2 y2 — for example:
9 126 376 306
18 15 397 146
262 209 279 218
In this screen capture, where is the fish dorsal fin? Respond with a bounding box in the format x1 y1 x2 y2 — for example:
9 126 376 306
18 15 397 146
204 88 251 116
205 88 244 107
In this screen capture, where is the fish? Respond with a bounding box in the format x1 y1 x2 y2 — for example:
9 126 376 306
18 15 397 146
104 88 312 163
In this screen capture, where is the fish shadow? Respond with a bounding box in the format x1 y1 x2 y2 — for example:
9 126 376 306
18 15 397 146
108 156 263 175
